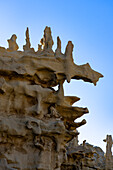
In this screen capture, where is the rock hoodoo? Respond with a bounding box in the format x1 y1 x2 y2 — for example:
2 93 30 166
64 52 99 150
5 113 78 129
0 26 111 170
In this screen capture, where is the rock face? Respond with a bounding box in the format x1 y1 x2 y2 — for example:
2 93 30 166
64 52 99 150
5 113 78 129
0 26 109 170
63 140 105 170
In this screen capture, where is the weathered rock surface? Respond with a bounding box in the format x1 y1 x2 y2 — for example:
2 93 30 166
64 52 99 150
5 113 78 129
63 141 105 170
0 26 108 170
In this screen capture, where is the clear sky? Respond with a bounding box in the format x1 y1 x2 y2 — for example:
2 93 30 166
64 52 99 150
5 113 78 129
0 0 113 152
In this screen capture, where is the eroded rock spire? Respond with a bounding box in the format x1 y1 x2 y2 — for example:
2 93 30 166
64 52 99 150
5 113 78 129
23 27 34 52
55 36 61 54
40 26 54 50
23 27 31 51
104 135 113 169
7 34 19 51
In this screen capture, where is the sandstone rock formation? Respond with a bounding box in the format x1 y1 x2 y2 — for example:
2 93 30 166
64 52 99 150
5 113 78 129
0 26 111 170
103 135 113 170
7 34 19 52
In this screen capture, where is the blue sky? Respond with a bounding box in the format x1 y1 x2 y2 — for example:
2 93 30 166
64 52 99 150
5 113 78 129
0 0 113 152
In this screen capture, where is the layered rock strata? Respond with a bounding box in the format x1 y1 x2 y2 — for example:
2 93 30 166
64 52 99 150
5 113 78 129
0 26 105 169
